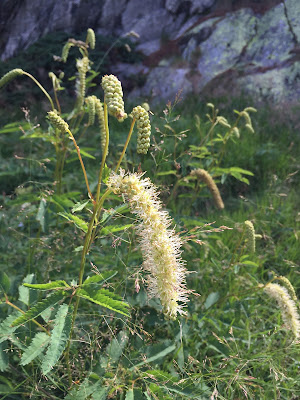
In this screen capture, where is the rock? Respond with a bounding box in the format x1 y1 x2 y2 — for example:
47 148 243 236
195 9 256 86
165 0 215 14
285 0 300 42
130 67 193 103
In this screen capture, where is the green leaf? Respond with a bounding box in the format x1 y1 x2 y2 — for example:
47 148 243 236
42 303 72 375
144 369 177 383
83 271 117 287
72 200 90 213
58 212 88 232
0 121 30 134
130 345 176 370
11 290 66 327
77 288 130 316
23 280 70 290
204 292 220 309
21 130 57 143
100 203 129 224
0 313 21 343
100 223 133 235
0 271 10 293
20 332 50 366
67 147 96 162
229 167 254 176
65 377 108 400
156 171 177 176
240 260 259 267
19 274 37 306
125 389 134 400
102 163 111 184
40 304 58 323
0 341 9 372
50 193 78 210
100 330 129 368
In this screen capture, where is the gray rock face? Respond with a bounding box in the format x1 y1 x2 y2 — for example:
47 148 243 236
0 0 299 104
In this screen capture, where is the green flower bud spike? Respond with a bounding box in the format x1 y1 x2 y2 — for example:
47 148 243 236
86 28 96 49
47 111 69 133
101 75 127 122
61 41 74 63
85 96 96 126
76 56 89 107
244 220 256 253
94 96 107 157
131 105 151 154
0 69 24 89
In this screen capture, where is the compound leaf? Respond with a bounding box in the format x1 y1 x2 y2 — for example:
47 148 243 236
11 290 66 327
77 288 130 317
23 280 70 291
20 332 50 366
41 303 72 375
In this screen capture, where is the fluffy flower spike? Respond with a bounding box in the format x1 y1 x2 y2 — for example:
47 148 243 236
107 170 189 319
190 169 224 210
263 282 300 339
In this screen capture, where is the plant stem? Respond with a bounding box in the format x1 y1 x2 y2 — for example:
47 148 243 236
66 128 94 203
53 88 61 114
5 295 50 335
114 118 136 173
65 188 111 385
22 71 55 111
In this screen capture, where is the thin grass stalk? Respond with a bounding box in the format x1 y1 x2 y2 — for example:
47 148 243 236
66 128 94 203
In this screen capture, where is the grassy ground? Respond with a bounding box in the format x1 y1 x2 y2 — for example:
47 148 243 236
0 33 299 399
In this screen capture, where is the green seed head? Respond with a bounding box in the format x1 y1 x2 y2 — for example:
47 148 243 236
94 96 107 156
101 75 127 122
76 57 90 106
61 41 74 63
86 28 96 49
131 105 151 154
0 69 24 89
244 220 256 253
47 111 69 133
85 96 96 126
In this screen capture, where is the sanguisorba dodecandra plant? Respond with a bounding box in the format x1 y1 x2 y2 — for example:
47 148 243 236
0 29 191 383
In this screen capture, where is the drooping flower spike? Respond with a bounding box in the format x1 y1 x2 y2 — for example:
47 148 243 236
263 282 300 339
108 170 189 319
